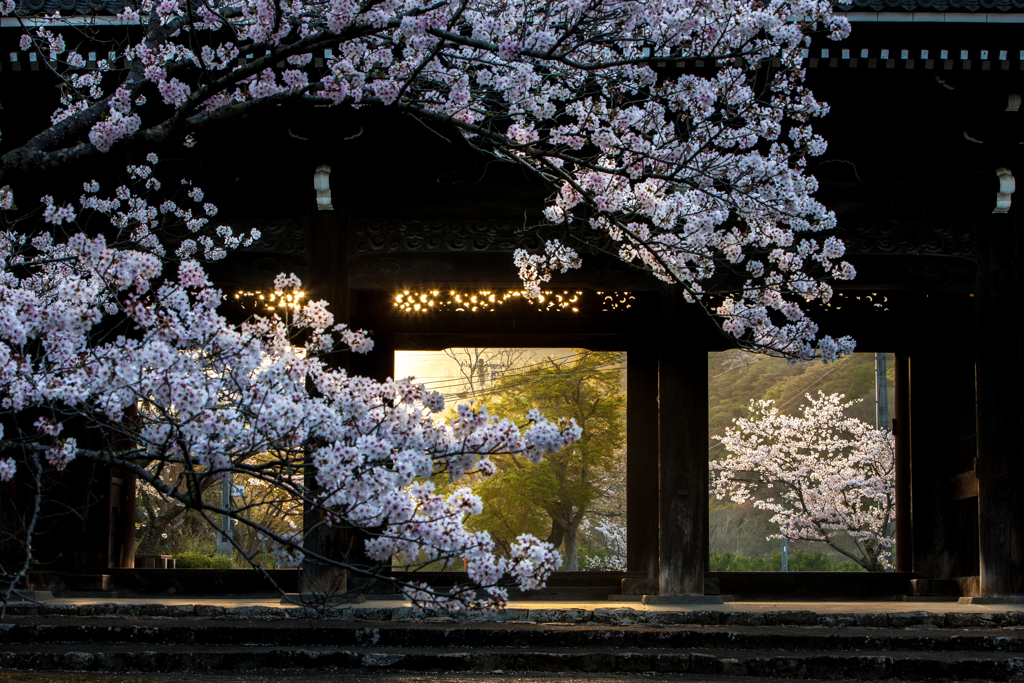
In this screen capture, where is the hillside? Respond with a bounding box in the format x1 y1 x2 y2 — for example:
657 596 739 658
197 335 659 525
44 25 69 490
709 351 894 442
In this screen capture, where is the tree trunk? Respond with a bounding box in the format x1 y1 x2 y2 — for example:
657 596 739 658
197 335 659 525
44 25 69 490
563 522 579 570
545 516 565 549
135 499 187 555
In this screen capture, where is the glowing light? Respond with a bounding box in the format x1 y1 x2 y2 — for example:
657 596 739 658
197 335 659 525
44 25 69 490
235 288 306 312
391 289 634 314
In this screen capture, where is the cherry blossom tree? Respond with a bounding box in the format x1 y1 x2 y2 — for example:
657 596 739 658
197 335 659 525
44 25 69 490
0 158 579 611
3 0 853 360
710 392 895 571
1 0 859 610
581 519 627 571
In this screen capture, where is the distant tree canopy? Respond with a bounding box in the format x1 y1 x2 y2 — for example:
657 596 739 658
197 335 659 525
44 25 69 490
464 350 626 571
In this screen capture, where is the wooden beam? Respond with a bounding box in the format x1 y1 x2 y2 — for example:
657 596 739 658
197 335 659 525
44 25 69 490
347 252 663 291
657 287 708 595
711 572 916 599
395 333 630 352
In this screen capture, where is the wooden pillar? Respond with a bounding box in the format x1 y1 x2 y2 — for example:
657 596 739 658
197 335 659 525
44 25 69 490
108 467 136 569
627 341 659 579
893 352 912 573
349 292 395 382
909 343 954 579
657 286 708 595
909 295 981 582
976 206 1023 596
345 313 395 590
302 172 352 596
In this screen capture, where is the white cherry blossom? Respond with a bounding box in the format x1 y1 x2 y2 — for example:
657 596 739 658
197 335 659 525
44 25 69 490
2 0 853 360
711 392 895 571
0 160 581 611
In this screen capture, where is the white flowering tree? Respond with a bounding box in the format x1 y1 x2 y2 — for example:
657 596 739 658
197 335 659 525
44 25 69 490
1 0 859 610
581 519 627 571
0 158 578 611
3 0 855 359
710 392 895 571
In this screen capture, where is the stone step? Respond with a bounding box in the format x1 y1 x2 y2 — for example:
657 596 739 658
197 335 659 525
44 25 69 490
3 617 1024 652
2 641 1024 680
6 606 1024 680
5 601 1024 630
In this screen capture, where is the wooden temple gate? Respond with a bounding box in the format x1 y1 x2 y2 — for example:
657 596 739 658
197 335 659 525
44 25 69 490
5 3 1023 598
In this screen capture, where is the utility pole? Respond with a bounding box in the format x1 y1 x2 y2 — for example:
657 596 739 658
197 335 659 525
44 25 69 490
215 476 234 556
876 352 894 571
875 352 890 431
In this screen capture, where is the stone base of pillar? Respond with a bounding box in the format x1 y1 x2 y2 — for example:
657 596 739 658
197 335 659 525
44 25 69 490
621 578 658 595
282 592 366 606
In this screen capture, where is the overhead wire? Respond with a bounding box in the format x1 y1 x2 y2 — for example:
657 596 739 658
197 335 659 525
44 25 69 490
406 351 624 402
403 351 588 393
449 359 626 401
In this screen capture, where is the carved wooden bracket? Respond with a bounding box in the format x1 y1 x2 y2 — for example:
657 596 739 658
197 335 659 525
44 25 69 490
314 164 333 211
994 167 1015 214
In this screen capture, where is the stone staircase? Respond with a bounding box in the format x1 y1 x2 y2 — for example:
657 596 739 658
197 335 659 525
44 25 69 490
2 603 1024 680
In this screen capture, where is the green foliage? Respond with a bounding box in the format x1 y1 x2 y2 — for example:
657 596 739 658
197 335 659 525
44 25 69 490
465 350 626 569
172 552 234 569
710 550 865 572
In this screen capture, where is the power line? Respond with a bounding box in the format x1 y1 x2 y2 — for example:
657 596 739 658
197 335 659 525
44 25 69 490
408 351 587 393
451 359 626 401
416 351 624 403
708 355 763 380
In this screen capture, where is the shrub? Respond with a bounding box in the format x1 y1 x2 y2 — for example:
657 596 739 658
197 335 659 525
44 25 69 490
173 552 234 569
710 550 865 572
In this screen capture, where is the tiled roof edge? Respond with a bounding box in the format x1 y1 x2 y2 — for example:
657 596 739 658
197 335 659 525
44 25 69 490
839 0 1024 11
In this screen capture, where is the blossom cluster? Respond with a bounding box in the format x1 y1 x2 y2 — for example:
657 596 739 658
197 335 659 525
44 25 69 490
3 0 855 360
0 160 580 609
580 520 628 572
710 392 895 571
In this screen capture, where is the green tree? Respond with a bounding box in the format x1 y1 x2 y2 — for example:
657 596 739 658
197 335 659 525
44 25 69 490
472 351 626 570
